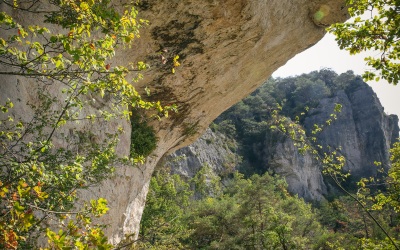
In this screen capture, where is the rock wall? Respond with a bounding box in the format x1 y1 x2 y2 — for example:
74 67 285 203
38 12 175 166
163 128 239 178
1 0 348 244
266 136 328 201
256 78 399 200
303 78 399 178
269 81 399 200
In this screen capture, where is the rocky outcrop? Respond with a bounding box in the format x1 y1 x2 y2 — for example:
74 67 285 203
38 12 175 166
256 79 398 200
162 128 239 178
1 0 348 244
303 78 399 178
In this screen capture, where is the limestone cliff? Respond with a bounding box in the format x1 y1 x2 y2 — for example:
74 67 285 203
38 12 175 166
169 72 399 202
270 78 399 200
266 135 328 201
303 77 399 179
163 128 239 179
0 0 348 244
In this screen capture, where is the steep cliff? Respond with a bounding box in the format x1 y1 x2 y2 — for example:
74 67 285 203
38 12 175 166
172 71 399 201
163 128 239 179
266 135 328 201
303 77 399 179
0 0 348 243
272 78 398 200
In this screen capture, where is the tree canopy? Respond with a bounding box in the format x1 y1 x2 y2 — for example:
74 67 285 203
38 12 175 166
139 169 329 250
328 0 400 84
0 0 174 248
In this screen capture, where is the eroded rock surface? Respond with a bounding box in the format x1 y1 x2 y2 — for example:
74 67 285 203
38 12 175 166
1 0 348 244
270 80 399 200
163 128 239 178
303 78 399 178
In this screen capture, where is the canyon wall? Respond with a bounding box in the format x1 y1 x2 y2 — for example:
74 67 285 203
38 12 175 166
0 0 348 244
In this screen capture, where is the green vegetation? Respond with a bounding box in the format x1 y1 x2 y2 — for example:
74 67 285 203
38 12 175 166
0 0 172 248
328 0 400 84
139 150 400 249
139 168 328 249
130 113 158 159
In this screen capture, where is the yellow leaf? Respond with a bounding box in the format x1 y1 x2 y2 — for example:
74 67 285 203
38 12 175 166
80 2 89 10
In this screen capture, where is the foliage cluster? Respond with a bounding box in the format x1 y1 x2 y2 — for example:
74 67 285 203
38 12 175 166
130 113 157 159
138 139 400 249
328 0 400 84
0 0 173 248
138 168 329 250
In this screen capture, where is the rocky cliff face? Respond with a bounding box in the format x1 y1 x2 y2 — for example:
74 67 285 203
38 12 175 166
1 0 348 244
270 79 398 200
162 128 239 179
303 78 399 178
168 75 399 202
266 135 328 201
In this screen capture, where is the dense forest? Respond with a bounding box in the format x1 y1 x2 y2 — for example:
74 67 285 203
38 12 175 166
138 70 400 249
139 166 400 249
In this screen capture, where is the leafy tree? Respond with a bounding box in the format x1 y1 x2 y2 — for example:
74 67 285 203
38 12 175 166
351 141 400 249
140 170 328 250
377 141 400 213
289 78 330 113
135 167 192 250
328 0 400 84
190 164 223 199
0 0 173 248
